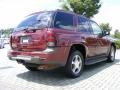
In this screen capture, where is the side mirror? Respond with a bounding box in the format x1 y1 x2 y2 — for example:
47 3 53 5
103 31 110 36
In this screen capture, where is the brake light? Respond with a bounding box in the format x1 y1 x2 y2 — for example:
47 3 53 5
47 31 56 47
10 36 19 49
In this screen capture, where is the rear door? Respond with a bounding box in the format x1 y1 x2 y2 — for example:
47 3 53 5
77 16 97 58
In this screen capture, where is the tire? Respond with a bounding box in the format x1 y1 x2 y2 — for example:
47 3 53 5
107 46 115 62
65 50 84 78
25 66 39 71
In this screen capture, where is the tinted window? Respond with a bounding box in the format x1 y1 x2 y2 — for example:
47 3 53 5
54 12 74 30
14 12 53 32
78 16 91 33
91 21 102 35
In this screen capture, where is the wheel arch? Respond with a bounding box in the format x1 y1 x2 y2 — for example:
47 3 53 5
107 42 116 55
67 44 87 63
111 42 116 52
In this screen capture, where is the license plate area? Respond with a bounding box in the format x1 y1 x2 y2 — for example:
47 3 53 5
20 36 30 44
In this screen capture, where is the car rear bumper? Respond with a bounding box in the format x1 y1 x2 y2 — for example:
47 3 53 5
8 55 41 64
8 47 70 66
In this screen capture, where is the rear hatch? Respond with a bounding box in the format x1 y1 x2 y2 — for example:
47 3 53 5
11 11 53 51
11 29 48 51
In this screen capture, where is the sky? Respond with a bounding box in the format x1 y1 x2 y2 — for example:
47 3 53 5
0 0 120 34
93 0 120 34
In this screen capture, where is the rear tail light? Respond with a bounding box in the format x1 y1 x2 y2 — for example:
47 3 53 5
10 36 20 49
47 31 56 47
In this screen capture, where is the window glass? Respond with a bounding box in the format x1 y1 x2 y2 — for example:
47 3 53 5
54 12 74 30
14 12 53 32
78 16 90 33
91 21 102 35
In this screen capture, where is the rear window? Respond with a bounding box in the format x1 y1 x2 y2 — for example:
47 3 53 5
54 12 74 30
14 12 53 32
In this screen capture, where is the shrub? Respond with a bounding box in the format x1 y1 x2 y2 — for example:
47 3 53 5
115 40 120 49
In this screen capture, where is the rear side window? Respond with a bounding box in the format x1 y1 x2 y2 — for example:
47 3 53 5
78 16 91 33
54 12 74 30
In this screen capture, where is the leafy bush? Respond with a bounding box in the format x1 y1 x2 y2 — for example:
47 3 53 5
114 30 120 39
0 28 13 38
115 40 120 49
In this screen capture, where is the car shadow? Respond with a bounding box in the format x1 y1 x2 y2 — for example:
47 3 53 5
17 59 120 86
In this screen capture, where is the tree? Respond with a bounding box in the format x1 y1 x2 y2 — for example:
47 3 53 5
0 28 13 38
100 23 112 34
114 29 120 39
59 0 102 18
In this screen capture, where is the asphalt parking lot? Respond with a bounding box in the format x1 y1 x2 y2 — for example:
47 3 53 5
0 45 120 90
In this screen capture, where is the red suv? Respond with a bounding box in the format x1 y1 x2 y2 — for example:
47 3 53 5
8 10 116 78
